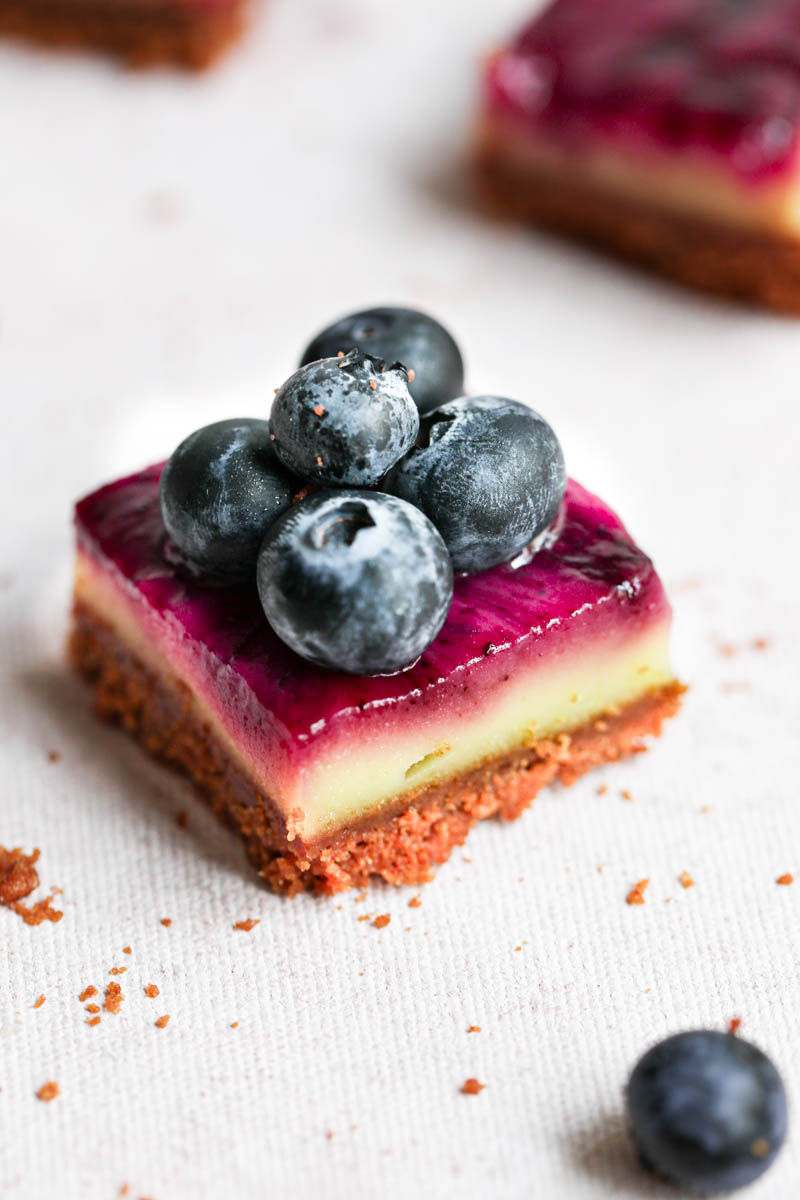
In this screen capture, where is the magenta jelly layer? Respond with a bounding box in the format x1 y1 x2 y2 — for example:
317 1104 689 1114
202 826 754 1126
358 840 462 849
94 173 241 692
486 0 800 185
76 463 676 830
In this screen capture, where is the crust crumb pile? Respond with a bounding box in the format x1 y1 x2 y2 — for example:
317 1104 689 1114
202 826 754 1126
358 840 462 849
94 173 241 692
0 845 63 925
777 873 794 886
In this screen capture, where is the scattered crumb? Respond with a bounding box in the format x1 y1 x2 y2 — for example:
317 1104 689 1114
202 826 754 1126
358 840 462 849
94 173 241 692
13 896 63 926
315 455 323 467
313 404 325 416
644 988 651 994
31 994 45 1009
461 1078 485 1095
104 981 124 1015
596 864 605 874
144 984 159 999
777 873 794 886
155 1014 170 1029
717 641 737 658
372 914 391 929
175 809 189 830
36 1081 59 1102
679 871 695 889
109 966 127 975
86 1015 101 1027
47 750 61 763
86 1004 100 1014
231 1021 238 1029
369 379 377 391
620 789 633 802
357 913 371 923
729 1017 742 1035
751 1137 770 1159
700 806 712 814
161 918 172 927
514 945 522 952
78 986 97 1003
626 879 650 906
123 946 132 955
233 918 260 932
119 1187 129 1198
596 785 607 796
467 1025 481 1033
721 681 750 694
326 1130 334 1140
752 637 770 651
408 896 422 909
354 890 367 903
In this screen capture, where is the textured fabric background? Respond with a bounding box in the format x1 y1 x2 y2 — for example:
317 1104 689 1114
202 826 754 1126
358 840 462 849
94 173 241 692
1 2 799 1197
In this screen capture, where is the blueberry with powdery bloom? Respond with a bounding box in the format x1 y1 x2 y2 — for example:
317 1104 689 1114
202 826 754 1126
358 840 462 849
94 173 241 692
384 395 565 574
269 350 419 488
257 490 453 675
627 1031 788 1194
299 306 465 414
159 418 298 582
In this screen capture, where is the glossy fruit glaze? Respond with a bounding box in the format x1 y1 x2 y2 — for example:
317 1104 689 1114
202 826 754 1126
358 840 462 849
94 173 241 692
486 0 800 184
75 464 670 762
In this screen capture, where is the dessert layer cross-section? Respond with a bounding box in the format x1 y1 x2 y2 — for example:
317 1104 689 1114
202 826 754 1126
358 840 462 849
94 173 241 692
477 0 800 312
70 464 681 895
0 0 249 69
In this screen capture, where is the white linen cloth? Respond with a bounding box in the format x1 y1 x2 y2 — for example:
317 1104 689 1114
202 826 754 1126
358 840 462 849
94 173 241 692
1 2 799 1195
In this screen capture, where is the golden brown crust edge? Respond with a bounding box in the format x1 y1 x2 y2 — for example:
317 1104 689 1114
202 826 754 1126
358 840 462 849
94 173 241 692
474 123 800 316
69 598 684 896
0 0 249 69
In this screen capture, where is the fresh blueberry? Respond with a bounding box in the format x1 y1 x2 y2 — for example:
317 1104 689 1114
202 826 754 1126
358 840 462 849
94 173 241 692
257 490 453 675
627 1031 788 1194
384 395 566 574
300 306 464 415
270 350 419 488
159 418 298 581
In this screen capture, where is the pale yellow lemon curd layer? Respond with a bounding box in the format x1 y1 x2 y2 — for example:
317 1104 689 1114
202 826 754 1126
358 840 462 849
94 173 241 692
73 469 677 845
480 118 800 236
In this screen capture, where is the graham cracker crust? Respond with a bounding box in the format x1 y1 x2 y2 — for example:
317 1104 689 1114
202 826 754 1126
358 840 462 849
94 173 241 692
69 598 684 896
0 0 248 69
475 126 800 316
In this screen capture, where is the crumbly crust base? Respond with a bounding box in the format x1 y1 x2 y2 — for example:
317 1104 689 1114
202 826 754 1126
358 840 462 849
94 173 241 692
474 123 800 315
0 0 248 68
69 598 684 896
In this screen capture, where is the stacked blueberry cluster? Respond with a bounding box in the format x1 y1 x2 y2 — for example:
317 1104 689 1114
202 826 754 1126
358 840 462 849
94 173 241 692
159 306 565 675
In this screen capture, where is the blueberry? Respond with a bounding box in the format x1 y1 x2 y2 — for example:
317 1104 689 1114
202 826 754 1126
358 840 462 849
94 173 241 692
159 418 298 581
627 1031 788 1194
270 350 419 488
257 490 453 674
300 306 464 415
384 395 566 574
